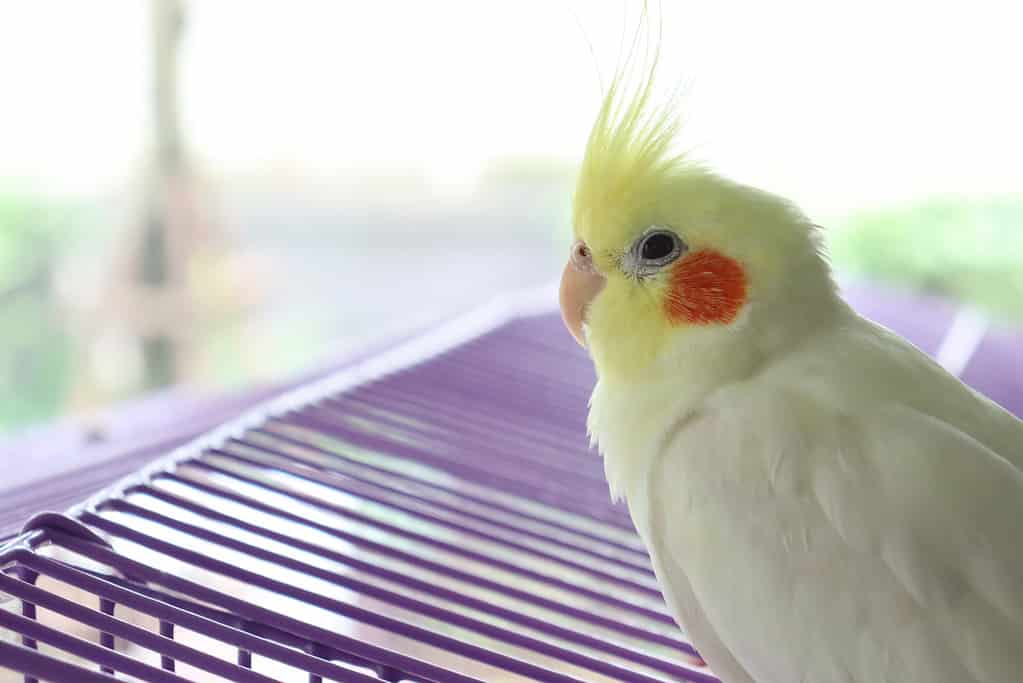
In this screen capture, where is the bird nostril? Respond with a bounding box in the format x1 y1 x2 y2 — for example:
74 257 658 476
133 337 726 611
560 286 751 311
570 240 594 272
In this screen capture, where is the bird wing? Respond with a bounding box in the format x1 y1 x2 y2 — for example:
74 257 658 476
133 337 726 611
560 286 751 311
645 384 1023 683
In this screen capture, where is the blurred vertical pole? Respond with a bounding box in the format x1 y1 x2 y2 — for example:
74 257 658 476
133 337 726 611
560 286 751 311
70 1 247 420
71 0 203 415
153 0 184 180
139 0 185 390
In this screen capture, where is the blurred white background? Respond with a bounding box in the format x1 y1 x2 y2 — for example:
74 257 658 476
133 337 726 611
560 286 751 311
5 1 1023 203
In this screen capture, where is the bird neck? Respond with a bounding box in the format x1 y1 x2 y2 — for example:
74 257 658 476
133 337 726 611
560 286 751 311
589 287 846 504
589 336 763 503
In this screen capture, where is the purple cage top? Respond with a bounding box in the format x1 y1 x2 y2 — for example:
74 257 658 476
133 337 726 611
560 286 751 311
0 284 1020 682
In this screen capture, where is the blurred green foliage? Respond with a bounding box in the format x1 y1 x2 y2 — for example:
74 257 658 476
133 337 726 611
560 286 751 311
0 194 77 430
0 197 56 291
830 195 1023 321
0 296 72 428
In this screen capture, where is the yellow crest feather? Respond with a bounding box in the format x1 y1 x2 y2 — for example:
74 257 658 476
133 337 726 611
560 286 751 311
573 11 684 247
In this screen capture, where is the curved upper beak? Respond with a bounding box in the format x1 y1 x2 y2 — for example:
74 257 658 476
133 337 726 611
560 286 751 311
559 240 606 347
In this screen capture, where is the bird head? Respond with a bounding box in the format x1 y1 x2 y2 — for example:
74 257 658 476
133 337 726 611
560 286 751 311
560 55 838 384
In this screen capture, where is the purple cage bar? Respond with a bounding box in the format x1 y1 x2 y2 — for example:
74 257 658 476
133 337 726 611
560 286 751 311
1 284 1020 682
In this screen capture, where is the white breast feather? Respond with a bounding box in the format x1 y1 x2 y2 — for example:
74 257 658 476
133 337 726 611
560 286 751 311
595 312 1023 683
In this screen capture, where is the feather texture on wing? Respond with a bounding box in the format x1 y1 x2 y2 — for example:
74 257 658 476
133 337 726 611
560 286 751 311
628 317 1023 683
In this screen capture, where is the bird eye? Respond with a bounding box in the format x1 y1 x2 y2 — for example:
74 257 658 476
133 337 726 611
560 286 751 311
636 229 684 267
641 233 675 260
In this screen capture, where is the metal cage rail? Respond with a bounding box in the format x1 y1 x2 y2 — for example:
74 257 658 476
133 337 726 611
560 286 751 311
0 292 710 683
2 285 1020 682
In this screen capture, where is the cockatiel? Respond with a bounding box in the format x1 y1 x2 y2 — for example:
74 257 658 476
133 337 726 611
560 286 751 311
559 36 1023 683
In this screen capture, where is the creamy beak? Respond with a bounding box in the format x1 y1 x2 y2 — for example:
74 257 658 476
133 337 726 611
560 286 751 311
559 249 606 347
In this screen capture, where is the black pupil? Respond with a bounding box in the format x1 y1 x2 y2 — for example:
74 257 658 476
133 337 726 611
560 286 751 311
641 233 675 260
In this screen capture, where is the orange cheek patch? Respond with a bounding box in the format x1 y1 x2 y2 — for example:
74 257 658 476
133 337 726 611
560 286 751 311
663 250 747 325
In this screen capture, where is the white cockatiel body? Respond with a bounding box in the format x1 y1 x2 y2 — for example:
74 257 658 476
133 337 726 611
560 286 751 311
557 26 1023 683
590 301 1023 683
